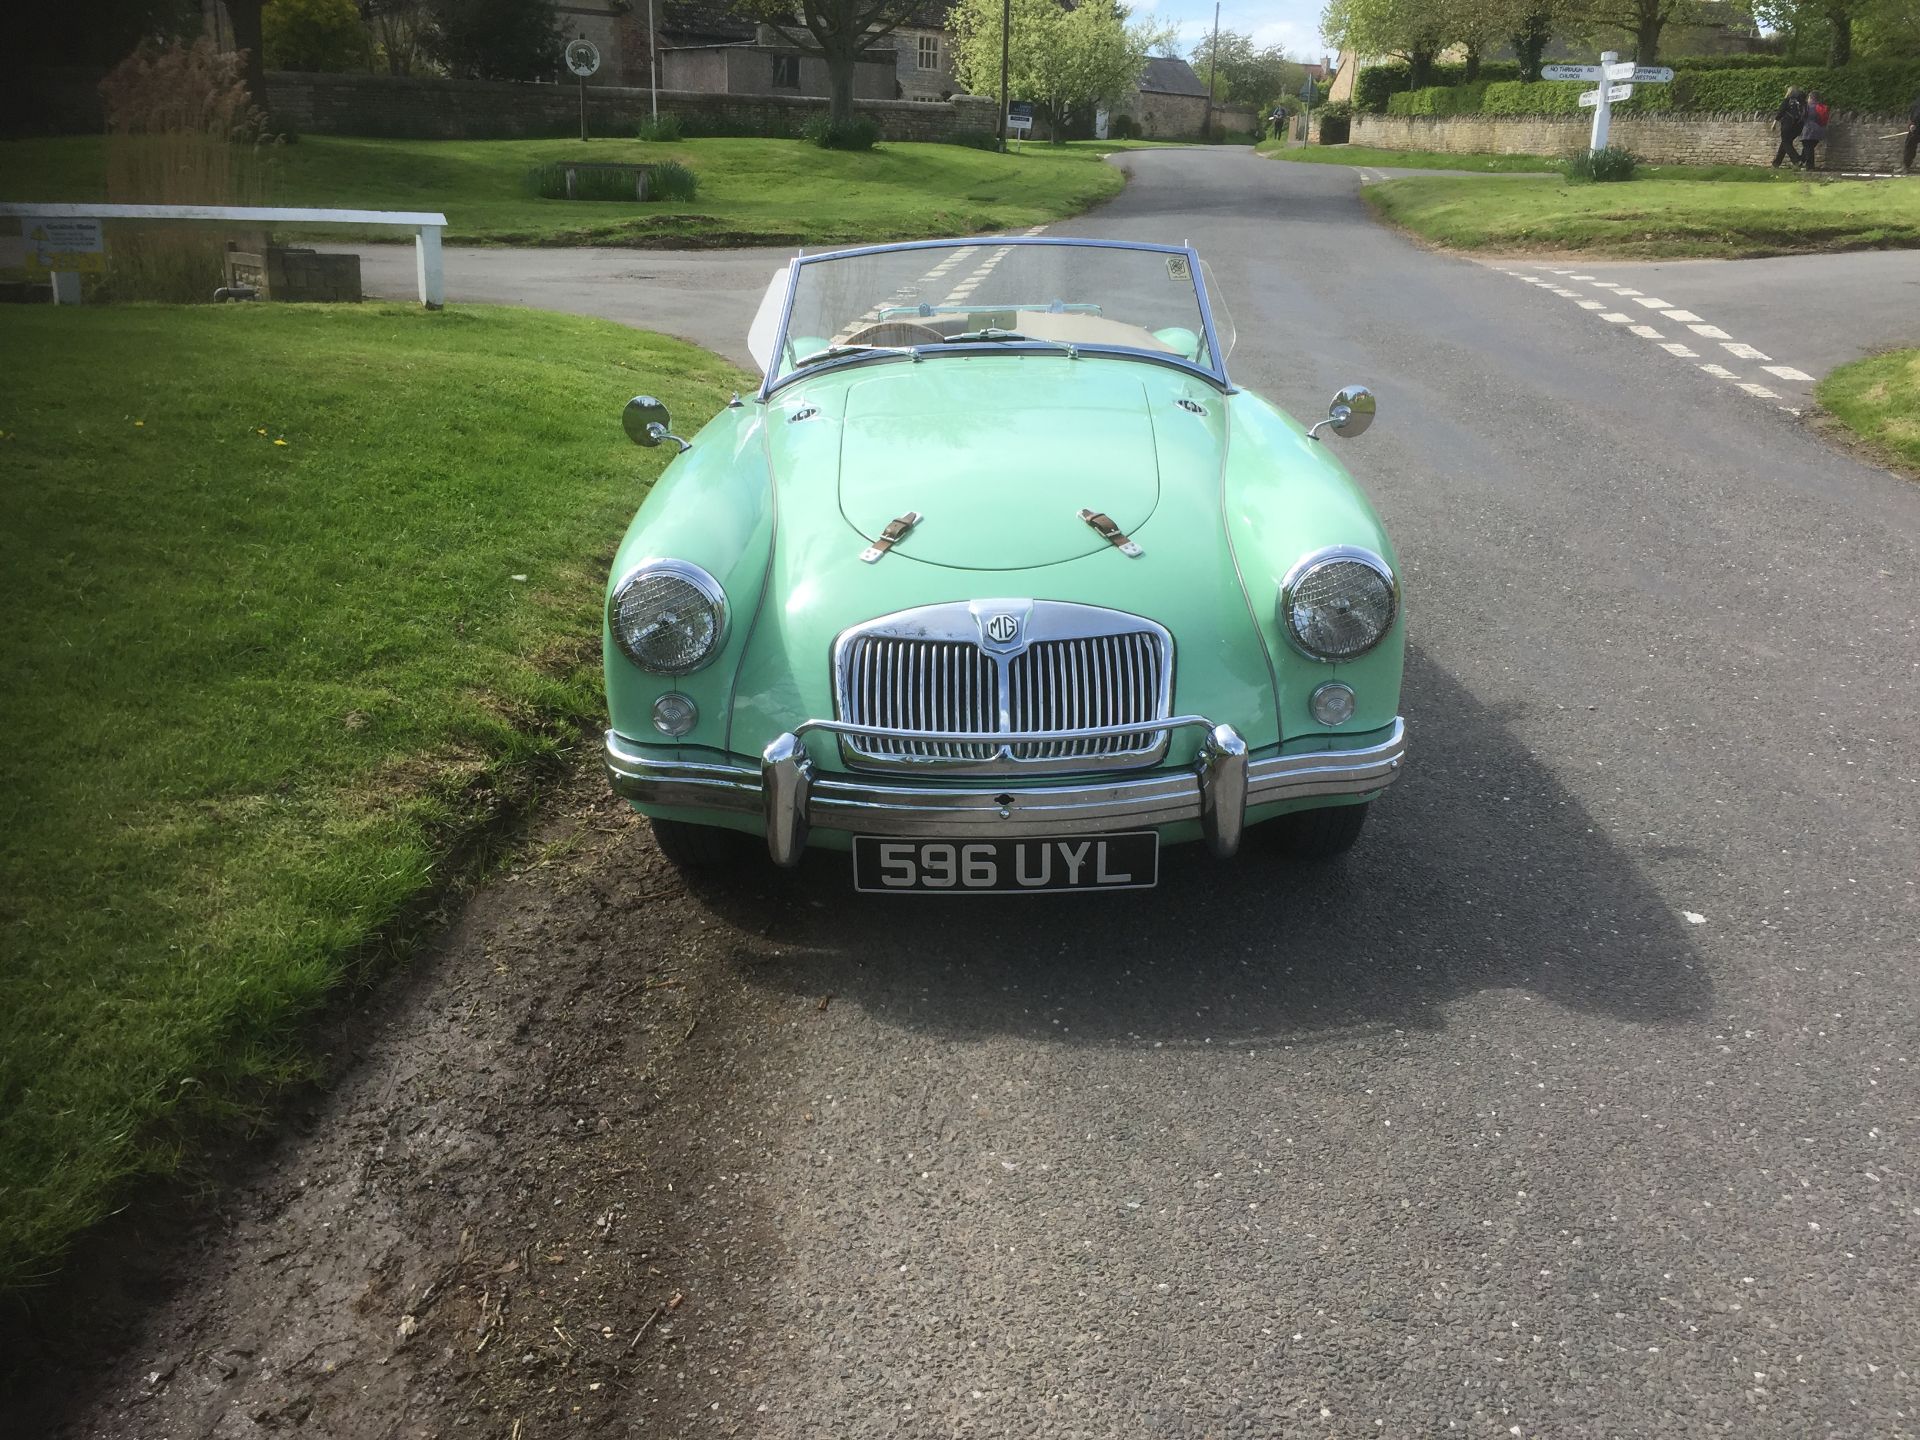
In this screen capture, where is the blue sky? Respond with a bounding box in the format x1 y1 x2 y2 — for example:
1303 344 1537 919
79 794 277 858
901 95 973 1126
1140 0 1333 65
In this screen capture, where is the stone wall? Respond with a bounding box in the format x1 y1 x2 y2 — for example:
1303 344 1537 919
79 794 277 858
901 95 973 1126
1107 90 1259 140
1350 110 1912 172
264 72 998 141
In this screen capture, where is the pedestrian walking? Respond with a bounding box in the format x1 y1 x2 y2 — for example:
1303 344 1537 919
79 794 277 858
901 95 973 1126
1771 86 1805 168
1801 89 1829 170
1904 90 1919 172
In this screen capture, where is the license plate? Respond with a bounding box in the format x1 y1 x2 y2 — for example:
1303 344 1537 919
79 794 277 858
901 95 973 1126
852 833 1159 894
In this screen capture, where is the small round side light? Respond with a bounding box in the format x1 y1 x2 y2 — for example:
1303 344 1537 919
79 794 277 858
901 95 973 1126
1310 682 1357 727
652 693 698 737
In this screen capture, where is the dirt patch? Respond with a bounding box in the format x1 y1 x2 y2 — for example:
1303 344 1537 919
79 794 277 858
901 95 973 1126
9 762 802 1438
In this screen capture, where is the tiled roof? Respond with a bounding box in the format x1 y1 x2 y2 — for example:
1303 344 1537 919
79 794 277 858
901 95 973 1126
657 0 758 44
1139 55 1208 97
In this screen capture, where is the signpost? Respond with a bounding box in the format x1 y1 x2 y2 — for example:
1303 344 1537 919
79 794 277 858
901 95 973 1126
1544 50 1674 153
565 38 601 142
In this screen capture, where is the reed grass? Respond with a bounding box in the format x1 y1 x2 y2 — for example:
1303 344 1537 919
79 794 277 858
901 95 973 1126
98 39 272 303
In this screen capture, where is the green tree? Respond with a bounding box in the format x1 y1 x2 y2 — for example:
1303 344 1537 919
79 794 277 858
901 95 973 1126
423 0 560 80
740 0 929 126
265 0 368 70
1190 30 1308 109
1321 0 1454 86
952 0 1171 141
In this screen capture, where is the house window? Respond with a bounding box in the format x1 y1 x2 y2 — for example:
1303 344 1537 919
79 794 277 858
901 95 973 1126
772 54 800 90
917 34 939 71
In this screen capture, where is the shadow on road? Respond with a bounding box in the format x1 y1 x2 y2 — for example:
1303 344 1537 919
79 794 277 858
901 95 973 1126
699 648 1713 1045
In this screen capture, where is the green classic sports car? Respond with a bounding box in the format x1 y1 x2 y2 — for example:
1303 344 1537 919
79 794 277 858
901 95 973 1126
602 236 1405 893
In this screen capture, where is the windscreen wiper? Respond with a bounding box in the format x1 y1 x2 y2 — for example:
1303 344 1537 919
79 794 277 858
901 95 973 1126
942 328 1078 358
792 343 919 368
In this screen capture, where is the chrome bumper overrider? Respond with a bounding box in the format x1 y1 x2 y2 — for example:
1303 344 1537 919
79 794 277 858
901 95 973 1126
604 717 1406 868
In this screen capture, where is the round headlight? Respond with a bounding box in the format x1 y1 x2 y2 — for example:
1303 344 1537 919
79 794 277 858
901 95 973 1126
1280 547 1397 662
609 561 727 675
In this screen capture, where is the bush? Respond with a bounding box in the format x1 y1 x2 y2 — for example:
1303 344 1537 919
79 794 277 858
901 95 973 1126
646 158 698 200
1356 59 1522 112
1563 145 1638 182
1109 112 1140 140
1373 58 1920 120
804 113 880 150
263 0 365 72
527 161 697 201
945 128 1003 150
635 113 684 142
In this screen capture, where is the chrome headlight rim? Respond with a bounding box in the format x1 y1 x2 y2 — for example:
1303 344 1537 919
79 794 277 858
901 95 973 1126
607 558 729 676
1279 544 1399 664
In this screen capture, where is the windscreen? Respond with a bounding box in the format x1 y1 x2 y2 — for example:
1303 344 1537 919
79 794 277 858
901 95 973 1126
768 241 1226 384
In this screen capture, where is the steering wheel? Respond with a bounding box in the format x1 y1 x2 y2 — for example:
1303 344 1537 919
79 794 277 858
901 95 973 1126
840 319 946 348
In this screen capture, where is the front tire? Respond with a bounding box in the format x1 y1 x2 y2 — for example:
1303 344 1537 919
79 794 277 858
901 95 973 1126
1266 801 1370 861
649 817 751 870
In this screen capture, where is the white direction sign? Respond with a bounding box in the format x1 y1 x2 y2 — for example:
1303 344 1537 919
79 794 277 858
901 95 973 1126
1541 63 1601 81
1579 82 1633 106
1578 88 1602 108
1633 65 1675 83
1605 59 1637 80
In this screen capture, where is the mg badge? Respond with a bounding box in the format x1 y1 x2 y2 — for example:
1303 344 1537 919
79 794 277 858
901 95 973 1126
985 613 1020 644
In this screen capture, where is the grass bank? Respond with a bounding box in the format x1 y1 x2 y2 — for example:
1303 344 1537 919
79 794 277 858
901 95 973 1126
0 135 1126 248
1818 349 1920 475
0 303 748 1290
1363 172 1920 257
1258 141 1555 172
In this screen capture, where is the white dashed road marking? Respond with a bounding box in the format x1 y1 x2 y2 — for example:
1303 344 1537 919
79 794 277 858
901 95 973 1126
1495 262 1816 416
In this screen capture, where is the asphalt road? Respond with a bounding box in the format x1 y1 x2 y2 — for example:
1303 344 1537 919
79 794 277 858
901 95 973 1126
670 150 1920 1435
74 152 1920 1437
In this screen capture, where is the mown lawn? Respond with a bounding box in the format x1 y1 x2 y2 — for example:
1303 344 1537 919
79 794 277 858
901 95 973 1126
0 303 749 1289
1257 142 1815 181
0 134 1126 248
1818 348 1920 475
1363 172 1920 257
1258 142 1556 173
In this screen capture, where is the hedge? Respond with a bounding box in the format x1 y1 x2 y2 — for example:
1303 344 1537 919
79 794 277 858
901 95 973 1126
1381 59 1920 118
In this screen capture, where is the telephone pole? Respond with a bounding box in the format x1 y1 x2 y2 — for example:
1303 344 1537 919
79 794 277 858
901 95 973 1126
998 0 1011 149
1202 0 1220 140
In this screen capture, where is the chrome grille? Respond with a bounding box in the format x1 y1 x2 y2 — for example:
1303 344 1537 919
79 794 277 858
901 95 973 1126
1007 633 1164 761
834 601 1173 774
842 636 999 761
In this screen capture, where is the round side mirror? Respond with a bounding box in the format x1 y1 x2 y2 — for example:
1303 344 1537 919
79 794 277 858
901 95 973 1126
623 395 671 447
1328 385 1375 439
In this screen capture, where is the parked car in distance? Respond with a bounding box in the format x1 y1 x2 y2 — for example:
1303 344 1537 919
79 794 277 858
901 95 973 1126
602 236 1405 893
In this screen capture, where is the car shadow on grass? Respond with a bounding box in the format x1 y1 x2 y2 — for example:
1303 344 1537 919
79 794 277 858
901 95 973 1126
698 647 1713 1046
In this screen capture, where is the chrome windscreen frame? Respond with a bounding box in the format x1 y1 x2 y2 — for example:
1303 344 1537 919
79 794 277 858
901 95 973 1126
830 599 1176 776
758 236 1234 401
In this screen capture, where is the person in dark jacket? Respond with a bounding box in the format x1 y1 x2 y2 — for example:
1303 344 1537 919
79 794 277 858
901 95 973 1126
1801 89 1829 169
1772 86 1805 168
1904 92 1919 172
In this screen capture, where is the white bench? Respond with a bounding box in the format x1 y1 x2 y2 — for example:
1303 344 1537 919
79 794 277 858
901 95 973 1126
1 203 450 308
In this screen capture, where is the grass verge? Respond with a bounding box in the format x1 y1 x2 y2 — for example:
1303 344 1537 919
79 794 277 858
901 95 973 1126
0 135 1126 248
1362 172 1920 257
0 303 749 1290
1258 142 1555 173
1817 349 1920 475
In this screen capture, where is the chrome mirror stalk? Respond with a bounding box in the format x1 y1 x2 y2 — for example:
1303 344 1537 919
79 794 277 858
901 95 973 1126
624 394 691 452
1307 385 1376 442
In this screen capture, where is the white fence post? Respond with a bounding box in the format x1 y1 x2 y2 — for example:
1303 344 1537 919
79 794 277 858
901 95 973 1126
415 224 444 310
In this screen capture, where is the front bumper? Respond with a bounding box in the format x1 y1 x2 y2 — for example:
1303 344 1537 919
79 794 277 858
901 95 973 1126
604 716 1406 867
